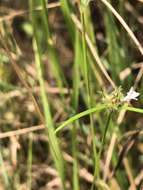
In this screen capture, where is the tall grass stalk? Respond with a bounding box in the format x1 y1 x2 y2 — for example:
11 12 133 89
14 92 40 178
100 0 143 55
72 121 79 190
91 110 113 190
60 1 104 89
104 9 124 83
80 2 98 179
70 14 116 89
60 0 75 41
71 29 81 190
98 111 113 175
40 0 67 95
29 0 66 189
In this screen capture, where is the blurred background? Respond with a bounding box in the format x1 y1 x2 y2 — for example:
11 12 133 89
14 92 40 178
0 0 143 189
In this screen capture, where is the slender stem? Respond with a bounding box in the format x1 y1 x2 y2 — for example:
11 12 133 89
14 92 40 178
55 105 143 134
71 30 80 190
72 122 79 190
80 4 98 178
55 105 106 133
97 111 113 176
91 111 113 190
40 0 67 101
29 1 66 189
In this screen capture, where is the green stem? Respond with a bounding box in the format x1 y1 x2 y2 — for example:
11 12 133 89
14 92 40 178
40 0 67 96
29 1 66 189
72 122 79 190
71 30 80 190
98 111 113 176
80 4 98 178
55 105 143 134
55 104 106 133
90 111 112 190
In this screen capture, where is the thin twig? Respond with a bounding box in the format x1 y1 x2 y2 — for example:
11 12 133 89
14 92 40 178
0 125 45 139
0 35 44 122
123 158 136 190
0 2 61 23
134 170 143 186
134 66 143 89
120 128 143 141
71 14 116 89
99 0 143 55
103 133 117 181
111 131 140 178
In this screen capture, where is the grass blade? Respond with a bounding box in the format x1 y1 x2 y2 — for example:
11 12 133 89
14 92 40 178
55 104 106 133
71 29 81 190
40 0 67 92
29 0 66 188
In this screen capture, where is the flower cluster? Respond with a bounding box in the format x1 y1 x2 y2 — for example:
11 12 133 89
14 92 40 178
102 86 140 109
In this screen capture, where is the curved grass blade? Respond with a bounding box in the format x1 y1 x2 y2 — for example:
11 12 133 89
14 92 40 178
55 104 106 133
55 105 143 134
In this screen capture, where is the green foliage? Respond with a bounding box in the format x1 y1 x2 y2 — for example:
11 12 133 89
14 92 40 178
0 0 143 189
29 0 66 188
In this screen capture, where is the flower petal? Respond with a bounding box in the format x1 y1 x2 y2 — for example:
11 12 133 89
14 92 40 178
122 87 140 102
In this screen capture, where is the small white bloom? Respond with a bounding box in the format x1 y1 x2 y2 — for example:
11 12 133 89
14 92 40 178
123 87 140 102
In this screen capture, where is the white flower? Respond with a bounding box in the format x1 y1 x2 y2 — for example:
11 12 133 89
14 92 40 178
122 87 140 102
